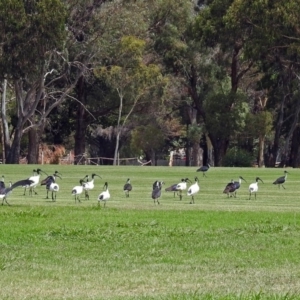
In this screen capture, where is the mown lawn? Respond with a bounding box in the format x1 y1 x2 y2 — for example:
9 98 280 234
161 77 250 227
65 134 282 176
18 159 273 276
0 164 300 299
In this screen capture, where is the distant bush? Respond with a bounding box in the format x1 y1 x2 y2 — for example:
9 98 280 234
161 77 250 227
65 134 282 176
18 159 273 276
223 148 253 167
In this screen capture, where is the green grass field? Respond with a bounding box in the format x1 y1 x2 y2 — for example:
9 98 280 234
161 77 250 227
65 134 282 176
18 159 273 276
0 164 300 299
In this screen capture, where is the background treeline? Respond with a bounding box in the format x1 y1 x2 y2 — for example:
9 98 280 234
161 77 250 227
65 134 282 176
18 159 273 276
0 0 300 167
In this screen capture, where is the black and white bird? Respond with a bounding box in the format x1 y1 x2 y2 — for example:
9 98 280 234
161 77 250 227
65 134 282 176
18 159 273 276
223 176 246 198
41 171 62 201
0 179 34 206
175 178 191 200
98 182 110 207
187 177 200 204
83 173 102 200
23 168 47 196
0 175 5 188
273 171 289 189
196 164 211 177
249 177 264 200
165 179 184 197
152 181 164 205
123 178 132 197
71 178 87 203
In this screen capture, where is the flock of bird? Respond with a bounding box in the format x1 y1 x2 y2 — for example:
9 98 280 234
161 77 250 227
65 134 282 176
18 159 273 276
0 164 291 206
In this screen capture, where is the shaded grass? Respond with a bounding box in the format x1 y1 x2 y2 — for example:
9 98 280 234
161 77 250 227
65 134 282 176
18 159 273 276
0 165 300 299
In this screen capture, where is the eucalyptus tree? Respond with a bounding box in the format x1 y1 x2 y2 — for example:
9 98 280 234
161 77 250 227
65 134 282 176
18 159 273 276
0 0 67 163
223 0 300 166
94 36 165 165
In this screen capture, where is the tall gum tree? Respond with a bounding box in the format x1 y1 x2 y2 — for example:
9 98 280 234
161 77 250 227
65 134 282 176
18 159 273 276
0 0 67 163
94 36 165 165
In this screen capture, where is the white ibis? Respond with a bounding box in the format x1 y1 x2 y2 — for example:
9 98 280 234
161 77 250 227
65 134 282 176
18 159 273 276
0 179 34 206
196 164 211 177
123 178 132 197
23 168 47 196
41 171 62 201
165 179 184 197
187 177 200 204
71 179 86 203
98 182 110 207
273 171 289 189
249 177 264 200
83 173 102 200
175 178 191 201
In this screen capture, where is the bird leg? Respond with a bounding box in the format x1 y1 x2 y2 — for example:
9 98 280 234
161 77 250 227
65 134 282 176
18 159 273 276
282 185 286 189
203 172 207 177
46 190 49 199
2 197 11 206
190 196 194 204
85 190 89 200
23 187 27 196
179 191 182 201
52 192 56 202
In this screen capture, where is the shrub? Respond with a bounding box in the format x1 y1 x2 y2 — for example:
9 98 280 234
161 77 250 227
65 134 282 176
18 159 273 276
223 148 253 167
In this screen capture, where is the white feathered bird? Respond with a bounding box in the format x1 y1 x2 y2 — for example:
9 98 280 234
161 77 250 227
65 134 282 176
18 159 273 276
98 182 110 207
72 179 86 203
187 177 200 204
249 177 264 200
176 178 191 200
24 168 47 196
41 172 62 201
83 173 102 200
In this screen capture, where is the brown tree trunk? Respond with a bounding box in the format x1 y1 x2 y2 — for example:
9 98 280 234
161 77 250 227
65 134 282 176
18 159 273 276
74 76 87 165
209 134 229 166
27 128 40 164
258 135 265 167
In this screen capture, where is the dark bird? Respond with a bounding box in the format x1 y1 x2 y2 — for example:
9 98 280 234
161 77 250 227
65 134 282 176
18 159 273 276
223 176 247 198
0 179 34 206
123 178 132 197
196 164 211 177
249 177 264 200
152 181 164 204
273 171 289 189
41 171 62 201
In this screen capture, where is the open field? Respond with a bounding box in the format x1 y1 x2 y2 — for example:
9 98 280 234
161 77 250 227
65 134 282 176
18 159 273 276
0 164 300 299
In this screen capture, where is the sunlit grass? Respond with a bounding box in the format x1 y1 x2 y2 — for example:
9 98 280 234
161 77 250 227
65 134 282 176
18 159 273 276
0 165 299 299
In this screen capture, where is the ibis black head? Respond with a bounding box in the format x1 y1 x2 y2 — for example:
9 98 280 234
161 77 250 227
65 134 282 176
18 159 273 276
194 176 199 182
239 176 247 182
92 173 102 179
185 178 191 183
256 177 264 183
36 168 48 175
284 170 289 174
103 182 108 189
54 173 62 180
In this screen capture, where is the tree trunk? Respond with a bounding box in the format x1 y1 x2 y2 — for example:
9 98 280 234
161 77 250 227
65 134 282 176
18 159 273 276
280 97 300 167
6 127 23 164
258 135 265 167
74 76 87 165
269 95 285 167
113 92 123 166
1 79 10 163
27 128 40 164
209 134 229 166
289 126 300 167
